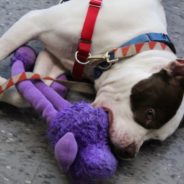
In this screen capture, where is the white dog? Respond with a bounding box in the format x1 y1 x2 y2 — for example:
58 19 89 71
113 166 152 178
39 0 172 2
0 0 183 159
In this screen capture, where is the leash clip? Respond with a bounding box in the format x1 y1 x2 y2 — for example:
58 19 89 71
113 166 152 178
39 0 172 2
104 52 119 64
87 51 119 64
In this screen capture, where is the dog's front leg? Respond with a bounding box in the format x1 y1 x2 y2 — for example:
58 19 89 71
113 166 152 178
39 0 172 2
0 10 46 61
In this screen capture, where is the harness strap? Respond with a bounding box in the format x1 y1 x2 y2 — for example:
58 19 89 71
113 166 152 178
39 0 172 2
0 72 95 95
72 0 102 80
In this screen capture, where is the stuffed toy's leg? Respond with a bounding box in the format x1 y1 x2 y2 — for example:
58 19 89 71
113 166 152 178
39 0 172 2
11 47 78 174
0 48 67 107
32 50 68 97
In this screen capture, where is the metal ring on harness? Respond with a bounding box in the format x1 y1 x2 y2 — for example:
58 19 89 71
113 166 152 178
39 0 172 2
75 51 92 65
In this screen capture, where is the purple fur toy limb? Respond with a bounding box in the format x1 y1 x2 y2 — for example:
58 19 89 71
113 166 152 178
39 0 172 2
11 46 36 71
11 48 58 123
50 74 68 97
11 46 118 183
34 81 70 111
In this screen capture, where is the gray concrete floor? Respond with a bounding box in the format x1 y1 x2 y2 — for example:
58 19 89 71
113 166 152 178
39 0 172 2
0 0 184 184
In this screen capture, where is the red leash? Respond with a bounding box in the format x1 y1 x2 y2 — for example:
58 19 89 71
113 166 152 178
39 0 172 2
72 0 102 80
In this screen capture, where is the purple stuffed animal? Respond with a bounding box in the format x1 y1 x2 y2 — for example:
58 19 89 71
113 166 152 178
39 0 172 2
10 46 118 183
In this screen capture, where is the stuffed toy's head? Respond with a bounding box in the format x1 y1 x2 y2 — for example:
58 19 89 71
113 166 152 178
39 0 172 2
49 102 117 181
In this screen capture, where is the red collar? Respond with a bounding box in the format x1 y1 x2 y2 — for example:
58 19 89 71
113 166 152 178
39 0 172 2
72 0 102 80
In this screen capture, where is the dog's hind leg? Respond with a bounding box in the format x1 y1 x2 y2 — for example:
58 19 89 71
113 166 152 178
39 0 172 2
0 10 46 61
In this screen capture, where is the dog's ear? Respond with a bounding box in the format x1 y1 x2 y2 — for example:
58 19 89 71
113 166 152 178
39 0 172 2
165 59 184 87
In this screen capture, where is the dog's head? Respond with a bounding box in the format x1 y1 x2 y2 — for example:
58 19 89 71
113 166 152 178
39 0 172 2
93 60 184 159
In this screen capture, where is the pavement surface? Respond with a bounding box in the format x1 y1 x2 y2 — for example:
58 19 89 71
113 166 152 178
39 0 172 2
0 0 184 184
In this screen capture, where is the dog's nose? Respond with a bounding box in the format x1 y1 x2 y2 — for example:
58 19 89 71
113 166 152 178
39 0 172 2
113 143 137 159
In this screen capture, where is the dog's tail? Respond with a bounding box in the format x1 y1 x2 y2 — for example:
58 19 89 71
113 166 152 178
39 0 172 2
0 10 44 61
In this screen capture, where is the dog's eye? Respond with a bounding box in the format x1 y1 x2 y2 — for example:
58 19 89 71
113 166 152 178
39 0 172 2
145 108 155 126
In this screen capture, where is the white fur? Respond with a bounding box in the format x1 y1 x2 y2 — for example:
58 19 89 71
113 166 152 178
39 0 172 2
0 0 183 154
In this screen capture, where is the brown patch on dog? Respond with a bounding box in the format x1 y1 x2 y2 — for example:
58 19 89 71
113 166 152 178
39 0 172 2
130 69 184 129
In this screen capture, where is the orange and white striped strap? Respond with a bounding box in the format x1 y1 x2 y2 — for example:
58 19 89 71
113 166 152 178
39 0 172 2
88 41 175 79
0 72 94 95
88 41 173 66
111 41 171 60
0 72 54 94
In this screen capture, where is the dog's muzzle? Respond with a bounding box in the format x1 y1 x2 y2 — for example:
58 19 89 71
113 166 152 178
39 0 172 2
112 143 137 159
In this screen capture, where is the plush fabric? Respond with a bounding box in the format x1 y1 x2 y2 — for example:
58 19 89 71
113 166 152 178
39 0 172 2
11 46 118 183
11 48 58 122
48 102 117 181
11 45 36 71
50 74 68 97
34 81 70 112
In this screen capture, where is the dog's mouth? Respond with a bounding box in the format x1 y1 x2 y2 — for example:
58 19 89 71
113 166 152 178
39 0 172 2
112 143 137 160
92 102 114 126
102 106 114 126
94 104 138 159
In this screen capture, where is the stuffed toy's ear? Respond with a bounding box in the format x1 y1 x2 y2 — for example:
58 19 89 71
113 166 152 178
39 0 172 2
54 132 78 172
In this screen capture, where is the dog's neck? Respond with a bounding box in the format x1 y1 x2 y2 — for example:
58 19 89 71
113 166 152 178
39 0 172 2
94 49 177 103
